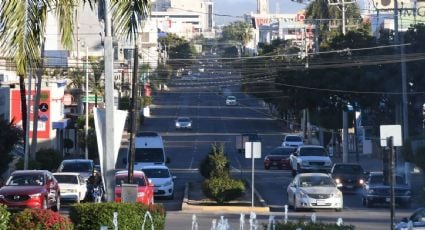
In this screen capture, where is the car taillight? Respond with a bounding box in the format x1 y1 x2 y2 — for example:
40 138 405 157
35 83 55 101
29 193 42 198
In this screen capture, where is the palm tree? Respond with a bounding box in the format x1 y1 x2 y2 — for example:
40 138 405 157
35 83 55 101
88 56 104 108
0 0 75 164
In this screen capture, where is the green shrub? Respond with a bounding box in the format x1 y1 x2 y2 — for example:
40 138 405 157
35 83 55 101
69 202 166 230
202 175 245 204
9 209 73 230
0 204 10 230
272 220 355 230
35 148 63 171
199 143 230 178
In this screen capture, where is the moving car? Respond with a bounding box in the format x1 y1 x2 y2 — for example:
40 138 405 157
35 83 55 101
282 134 304 147
396 207 425 230
142 165 176 199
175 117 192 130
225 96 237 105
330 163 365 192
362 171 411 208
53 172 87 203
57 159 94 182
287 173 343 211
0 170 60 211
290 145 333 176
263 147 296 170
127 132 167 171
114 170 154 205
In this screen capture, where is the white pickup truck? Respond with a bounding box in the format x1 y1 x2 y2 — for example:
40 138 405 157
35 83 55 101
290 145 333 177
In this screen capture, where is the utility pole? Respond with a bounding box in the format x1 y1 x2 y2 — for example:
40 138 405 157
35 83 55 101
327 0 356 35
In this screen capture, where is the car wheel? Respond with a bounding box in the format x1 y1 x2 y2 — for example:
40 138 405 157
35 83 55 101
293 196 299 212
365 198 373 208
168 193 174 200
52 193 60 212
335 208 342 212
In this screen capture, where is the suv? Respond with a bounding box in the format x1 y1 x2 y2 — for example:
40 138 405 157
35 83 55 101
57 159 94 182
282 134 304 147
290 145 332 176
362 171 411 208
0 170 60 211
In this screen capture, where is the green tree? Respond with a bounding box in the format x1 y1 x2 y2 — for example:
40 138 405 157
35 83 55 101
221 21 253 55
0 118 24 175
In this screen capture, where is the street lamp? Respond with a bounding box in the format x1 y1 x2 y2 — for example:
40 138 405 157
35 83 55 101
82 42 89 160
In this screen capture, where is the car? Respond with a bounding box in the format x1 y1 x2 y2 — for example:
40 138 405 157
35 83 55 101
53 172 87 203
225 96 237 105
175 117 192 130
330 163 365 192
57 159 95 182
263 147 296 170
287 173 343 211
396 207 425 230
289 145 333 176
282 134 304 147
0 170 60 211
142 165 176 199
362 171 411 208
114 170 154 205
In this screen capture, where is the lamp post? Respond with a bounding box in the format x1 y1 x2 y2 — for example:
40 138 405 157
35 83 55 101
82 42 89 160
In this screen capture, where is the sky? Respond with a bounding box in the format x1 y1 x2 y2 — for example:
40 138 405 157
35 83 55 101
213 0 307 25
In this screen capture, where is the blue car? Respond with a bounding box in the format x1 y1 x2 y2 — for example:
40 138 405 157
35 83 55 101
396 207 425 230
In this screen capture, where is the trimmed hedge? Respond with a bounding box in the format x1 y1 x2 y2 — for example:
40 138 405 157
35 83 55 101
271 221 355 230
9 209 73 230
69 202 165 230
202 175 245 204
0 204 10 230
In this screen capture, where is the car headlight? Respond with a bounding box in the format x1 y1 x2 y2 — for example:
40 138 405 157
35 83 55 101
175 123 180 127
359 179 364 185
29 193 42 198
137 192 145 197
335 178 341 184
302 161 309 166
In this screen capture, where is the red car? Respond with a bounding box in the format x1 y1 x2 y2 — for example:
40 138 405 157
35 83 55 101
0 170 60 211
115 170 154 205
263 147 296 170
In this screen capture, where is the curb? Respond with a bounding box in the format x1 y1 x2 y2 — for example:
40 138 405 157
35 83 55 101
181 182 270 213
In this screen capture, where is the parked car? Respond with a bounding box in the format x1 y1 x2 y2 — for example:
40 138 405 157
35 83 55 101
282 134 304 147
263 147 296 170
115 170 154 205
287 173 343 211
175 117 192 130
225 96 237 105
142 165 176 199
53 172 87 203
0 170 60 211
396 207 425 230
57 159 94 181
289 145 333 176
330 163 365 192
362 171 411 208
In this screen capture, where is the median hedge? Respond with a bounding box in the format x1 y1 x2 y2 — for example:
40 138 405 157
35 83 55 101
69 202 165 230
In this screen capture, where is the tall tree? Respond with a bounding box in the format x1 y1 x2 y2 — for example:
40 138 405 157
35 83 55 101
221 21 253 55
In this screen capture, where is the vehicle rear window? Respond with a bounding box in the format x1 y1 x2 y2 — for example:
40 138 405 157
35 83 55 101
286 136 302 142
143 168 170 178
135 148 165 163
370 175 406 185
299 147 327 156
271 148 295 156
54 175 78 184
116 176 146 186
61 162 93 172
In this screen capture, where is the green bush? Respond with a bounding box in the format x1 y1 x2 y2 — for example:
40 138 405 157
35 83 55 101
9 209 73 230
0 204 10 230
272 220 355 230
199 143 230 178
35 148 63 171
202 175 245 204
69 202 165 230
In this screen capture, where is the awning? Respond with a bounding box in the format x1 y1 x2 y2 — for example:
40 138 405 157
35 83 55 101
52 118 69 129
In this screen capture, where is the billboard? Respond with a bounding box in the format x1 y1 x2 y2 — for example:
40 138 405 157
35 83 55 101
10 89 51 138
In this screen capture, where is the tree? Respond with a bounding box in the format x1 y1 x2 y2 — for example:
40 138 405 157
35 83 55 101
158 33 196 73
88 56 105 108
0 118 24 175
221 21 253 55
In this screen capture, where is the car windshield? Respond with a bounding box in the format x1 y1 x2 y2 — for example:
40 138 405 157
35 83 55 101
227 96 235 100
143 168 170 179
299 175 334 187
61 162 93 172
135 148 165 162
54 175 78 184
369 175 406 185
270 148 295 156
7 174 44 186
333 164 364 174
286 136 302 142
299 147 327 156
115 176 146 186
177 117 190 122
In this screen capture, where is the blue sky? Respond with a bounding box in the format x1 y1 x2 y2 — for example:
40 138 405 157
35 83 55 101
213 0 307 25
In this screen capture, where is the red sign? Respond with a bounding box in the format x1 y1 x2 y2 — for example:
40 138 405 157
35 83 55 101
10 89 51 138
255 17 271 28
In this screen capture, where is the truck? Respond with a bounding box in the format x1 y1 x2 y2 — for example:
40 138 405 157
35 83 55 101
235 133 260 153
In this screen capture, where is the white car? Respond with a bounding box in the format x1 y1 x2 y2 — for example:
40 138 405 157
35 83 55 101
225 96 237 105
287 173 343 211
53 172 87 203
282 134 304 147
290 145 333 176
141 165 175 199
175 117 192 130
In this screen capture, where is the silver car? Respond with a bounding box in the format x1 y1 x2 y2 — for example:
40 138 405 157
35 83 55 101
175 117 192 130
225 96 237 105
287 173 343 211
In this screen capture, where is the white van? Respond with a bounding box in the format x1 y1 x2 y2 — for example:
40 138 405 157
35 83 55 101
130 132 166 171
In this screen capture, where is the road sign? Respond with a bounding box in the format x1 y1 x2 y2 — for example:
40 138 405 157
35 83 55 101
82 95 103 103
245 142 261 159
39 103 48 112
380 125 402 147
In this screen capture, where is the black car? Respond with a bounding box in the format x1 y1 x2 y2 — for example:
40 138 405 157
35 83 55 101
330 163 365 192
263 147 296 170
362 171 411 208
396 207 425 230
